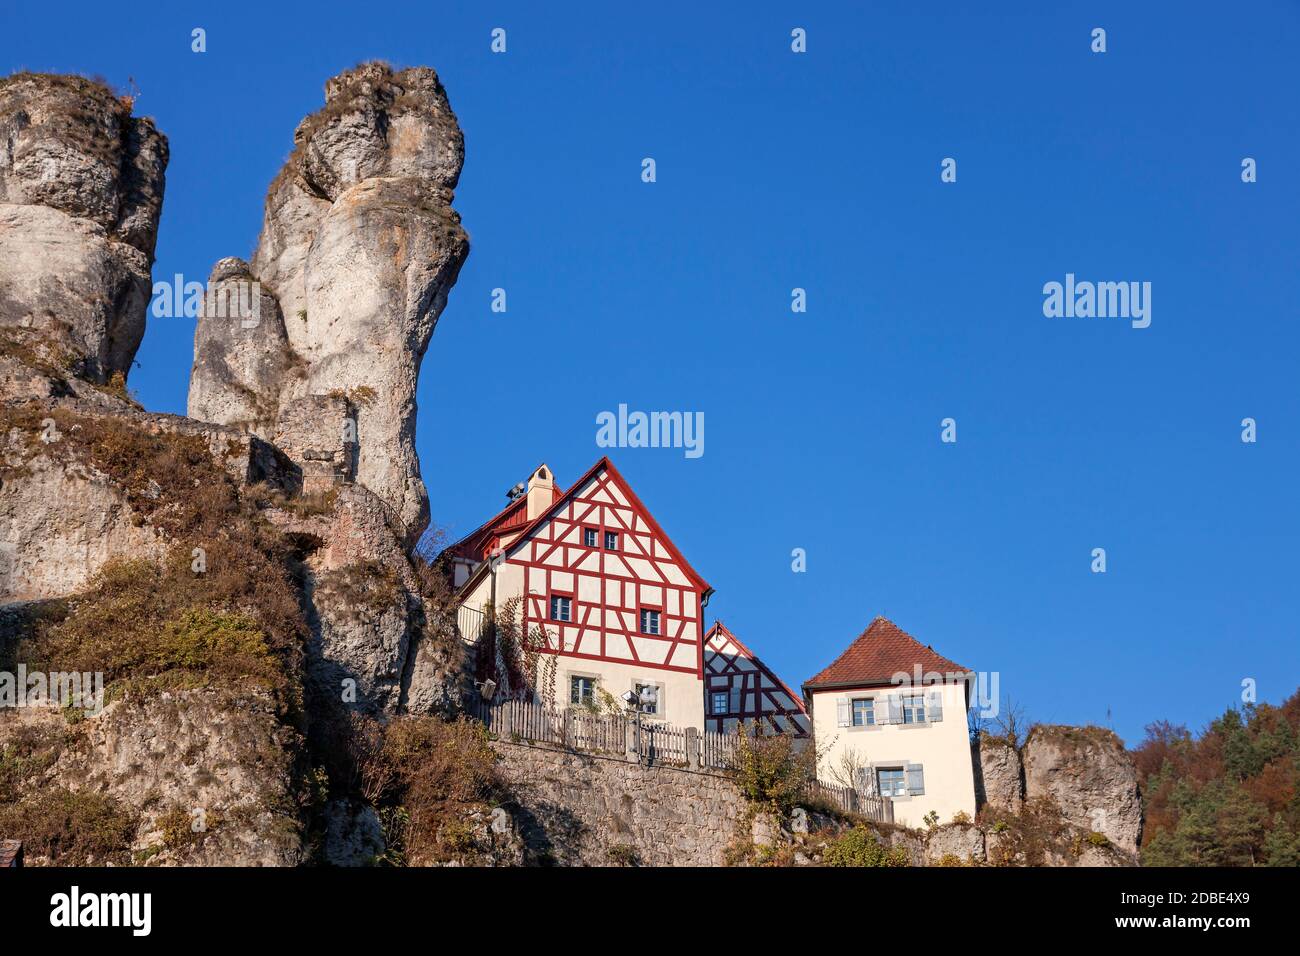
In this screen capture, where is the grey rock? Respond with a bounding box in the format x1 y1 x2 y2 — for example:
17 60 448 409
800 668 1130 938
323 799 385 866
0 73 167 383
976 734 1023 813
924 822 986 864
189 63 469 545
1023 725 1142 854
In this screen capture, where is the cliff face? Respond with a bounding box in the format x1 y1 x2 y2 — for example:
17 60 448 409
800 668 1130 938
188 62 469 546
974 726 1143 862
0 74 166 384
0 67 469 867
1022 725 1143 854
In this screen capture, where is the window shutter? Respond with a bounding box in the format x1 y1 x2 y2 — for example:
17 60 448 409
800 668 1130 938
927 689 944 722
729 686 742 714
836 696 850 727
887 696 903 724
906 763 925 796
872 698 885 725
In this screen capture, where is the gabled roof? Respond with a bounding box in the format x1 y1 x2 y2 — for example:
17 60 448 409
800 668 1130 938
453 456 712 596
444 466 559 563
803 616 969 691
705 620 806 714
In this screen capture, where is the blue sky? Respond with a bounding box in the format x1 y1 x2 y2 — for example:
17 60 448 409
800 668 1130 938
5 1 1298 745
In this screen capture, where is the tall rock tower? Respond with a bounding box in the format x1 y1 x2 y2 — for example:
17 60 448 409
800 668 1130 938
0 73 168 384
188 62 470 545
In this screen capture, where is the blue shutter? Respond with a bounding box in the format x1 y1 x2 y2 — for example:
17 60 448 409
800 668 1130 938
906 763 925 795
927 690 944 722
836 696 851 727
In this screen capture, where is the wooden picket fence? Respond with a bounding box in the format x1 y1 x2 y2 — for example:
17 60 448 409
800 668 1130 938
701 729 740 770
474 699 894 823
640 722 688 765
476 698 706 767
803 779 895 824
476 698 626 756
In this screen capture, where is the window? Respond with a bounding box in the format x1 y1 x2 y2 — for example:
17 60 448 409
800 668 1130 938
711 691 729 716
635 683 659 715
550 595 572 622
639 608 660 635
852 698 875 727
902 695 926 724
570 675 596 707
604 531 619 550
877 767 907 798
583 527 597 547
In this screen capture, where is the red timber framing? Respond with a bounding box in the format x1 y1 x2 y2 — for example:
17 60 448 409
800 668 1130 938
458 458 713 677
703 621 809 736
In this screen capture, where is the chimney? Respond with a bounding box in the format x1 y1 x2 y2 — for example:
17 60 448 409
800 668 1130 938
526 464 555 520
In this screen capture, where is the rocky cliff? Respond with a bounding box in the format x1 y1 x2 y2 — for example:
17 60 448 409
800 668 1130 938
974 725 1142 863
188 62 469 546
0 67 469 866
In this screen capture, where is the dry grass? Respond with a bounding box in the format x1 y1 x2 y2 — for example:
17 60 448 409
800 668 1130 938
16 558 298 705
1 403 308 709
0 787 137 865
349 715 502 866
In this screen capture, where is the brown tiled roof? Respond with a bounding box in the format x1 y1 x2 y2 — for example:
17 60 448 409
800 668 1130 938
804 617 969 689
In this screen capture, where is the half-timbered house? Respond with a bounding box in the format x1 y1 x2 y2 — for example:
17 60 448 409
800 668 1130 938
703 621 809 736
448 459 713 728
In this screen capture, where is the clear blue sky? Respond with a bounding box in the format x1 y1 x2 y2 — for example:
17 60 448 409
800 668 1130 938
6 1 1298 746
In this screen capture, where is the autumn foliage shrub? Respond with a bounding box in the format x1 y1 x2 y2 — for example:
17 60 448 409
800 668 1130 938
733 726 817 814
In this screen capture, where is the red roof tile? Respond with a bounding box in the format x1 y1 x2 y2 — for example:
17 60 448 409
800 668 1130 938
804 617 969 689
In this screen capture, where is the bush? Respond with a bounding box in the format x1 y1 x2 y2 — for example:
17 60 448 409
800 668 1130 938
733 726 816 814
352 715 503 866
822 826 909 867
608 844 640 867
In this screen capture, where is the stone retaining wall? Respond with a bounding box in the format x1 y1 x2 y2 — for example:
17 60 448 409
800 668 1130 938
493 740 746 866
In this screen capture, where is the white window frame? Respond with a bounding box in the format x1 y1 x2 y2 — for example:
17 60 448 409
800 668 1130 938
639 608 661 635
851 697 875 727
570 674 597 707
634 682 661 716
877 766 907 798
604 530 619 550
902 694 926 724
550 595 572 622
710 691 729 716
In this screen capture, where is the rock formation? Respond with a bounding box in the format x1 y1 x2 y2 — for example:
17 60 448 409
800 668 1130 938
188 62 469 545
1023 724 1143 854
974 734 1023 814
0 67 469 868
0 68 1151 870
0 73 166 384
